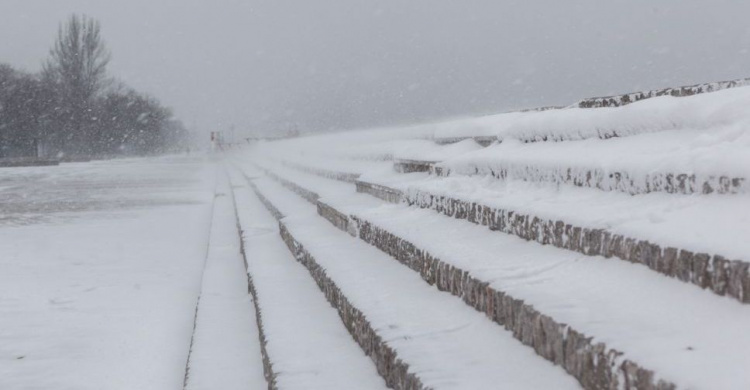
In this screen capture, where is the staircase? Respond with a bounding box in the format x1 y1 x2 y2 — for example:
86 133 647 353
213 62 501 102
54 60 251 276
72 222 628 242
224 83 750 389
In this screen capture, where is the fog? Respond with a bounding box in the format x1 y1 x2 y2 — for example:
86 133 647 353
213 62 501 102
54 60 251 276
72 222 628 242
2 0 749 136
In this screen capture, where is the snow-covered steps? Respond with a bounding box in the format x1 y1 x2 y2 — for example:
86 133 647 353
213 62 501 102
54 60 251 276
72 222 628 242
432 129 749 195
245 174 582 390
354 176 750 304
184 171 267 390
334 200 750 389
257 166 750 389
227 169 387 390
251 164 669 388
433 161 745 195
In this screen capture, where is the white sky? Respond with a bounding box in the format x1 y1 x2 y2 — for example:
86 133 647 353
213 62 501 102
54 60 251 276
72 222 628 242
1 0 749 136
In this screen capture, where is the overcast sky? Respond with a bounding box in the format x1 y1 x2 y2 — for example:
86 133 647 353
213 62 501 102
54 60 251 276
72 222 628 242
1 0 749 136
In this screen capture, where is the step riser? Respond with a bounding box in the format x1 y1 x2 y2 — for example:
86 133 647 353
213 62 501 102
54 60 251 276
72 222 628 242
404 189 750 304
317 201 355 235
432 164 746 195
393 160 436 174
355 181 403 204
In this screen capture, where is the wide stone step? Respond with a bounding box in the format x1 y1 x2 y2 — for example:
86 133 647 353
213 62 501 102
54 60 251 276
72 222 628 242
184 169 267 390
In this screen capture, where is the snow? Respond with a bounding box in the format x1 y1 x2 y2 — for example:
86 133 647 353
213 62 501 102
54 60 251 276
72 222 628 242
427 85 750 141
228 166 387 389
233 100 750 388
183 169 266 390
4 78 750 389
251 85 750 147
0 157 217 390
436 126 750 194
393 138 484 162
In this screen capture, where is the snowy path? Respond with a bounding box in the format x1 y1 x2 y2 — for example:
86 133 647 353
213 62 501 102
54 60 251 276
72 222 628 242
227 167 387 389
0 157 217 390
183 169 266 390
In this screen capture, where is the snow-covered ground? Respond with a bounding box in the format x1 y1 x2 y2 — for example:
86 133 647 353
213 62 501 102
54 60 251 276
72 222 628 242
3 84 750 389
0 157 216 390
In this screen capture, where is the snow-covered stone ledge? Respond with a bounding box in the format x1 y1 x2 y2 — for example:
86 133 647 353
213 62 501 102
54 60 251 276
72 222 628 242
231 196 279 389
277 221 426 389
393 159 437 174
432 163 747 195
355 181 404 204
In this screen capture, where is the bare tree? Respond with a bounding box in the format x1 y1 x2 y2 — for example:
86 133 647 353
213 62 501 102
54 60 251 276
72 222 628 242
43 14 110 155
